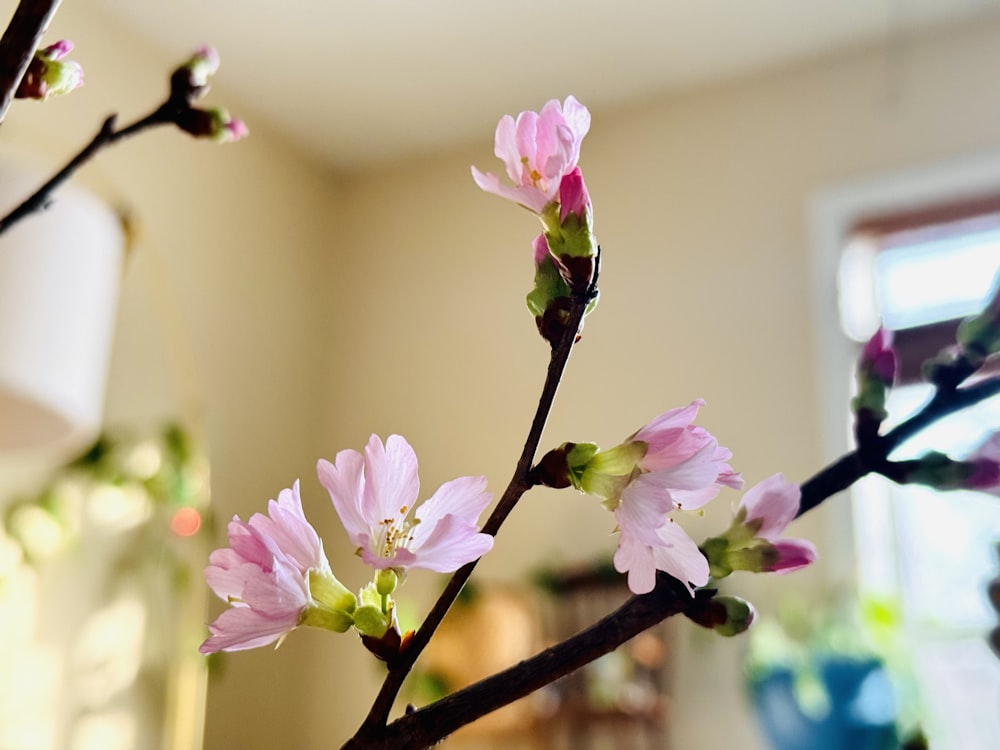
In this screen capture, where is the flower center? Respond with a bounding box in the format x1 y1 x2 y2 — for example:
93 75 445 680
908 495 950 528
375 505 416 558
520 156 543 188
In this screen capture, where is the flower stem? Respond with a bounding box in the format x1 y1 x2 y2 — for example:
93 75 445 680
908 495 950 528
352 257 600 741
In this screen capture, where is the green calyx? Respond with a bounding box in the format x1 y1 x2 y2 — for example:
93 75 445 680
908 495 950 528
298 568 358 634
299 604 355 633
702 536 734 579
541 202 596 260
527 251 571 318
310 568 357 613
851 374 888 423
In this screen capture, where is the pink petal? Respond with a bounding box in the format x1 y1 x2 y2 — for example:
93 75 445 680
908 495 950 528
224 517 272 569
249 482 322 573
766 539 818 574
740 474 800 539
360 545 418 570
408 514 494 572
493 115 521 182
645 440 727 495
199 605 299 654
361 434 420 524
650 520 710 588
415 475 491 526
470 168 550 213
614 534 657 595
634 399 705 440
617 476 675 544
318 452 369 546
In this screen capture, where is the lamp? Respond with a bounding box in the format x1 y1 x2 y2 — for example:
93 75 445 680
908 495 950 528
0 159 124 455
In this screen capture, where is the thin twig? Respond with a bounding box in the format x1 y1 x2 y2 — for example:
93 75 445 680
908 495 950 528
0 0 62 122
354 267 600 740
0 102 178 236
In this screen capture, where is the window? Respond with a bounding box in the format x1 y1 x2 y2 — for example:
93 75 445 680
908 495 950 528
838 200 1000 749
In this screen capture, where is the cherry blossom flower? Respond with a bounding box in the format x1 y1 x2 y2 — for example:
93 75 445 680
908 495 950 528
200 481 355 654
471 96 590 215
566 400 742 595
317 434 494 574
702 473 817 578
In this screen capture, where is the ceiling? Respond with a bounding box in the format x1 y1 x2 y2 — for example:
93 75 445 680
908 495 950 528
90 0 1000 173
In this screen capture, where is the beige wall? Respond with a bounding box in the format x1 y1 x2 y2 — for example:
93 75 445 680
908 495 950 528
0 3 343 749
317 16 1000 750
4 6 1000 750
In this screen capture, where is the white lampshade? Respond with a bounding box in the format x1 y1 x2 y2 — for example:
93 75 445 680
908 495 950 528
0 161 124 455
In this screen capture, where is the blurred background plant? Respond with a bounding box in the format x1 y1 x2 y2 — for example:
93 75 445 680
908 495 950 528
0 423 210 750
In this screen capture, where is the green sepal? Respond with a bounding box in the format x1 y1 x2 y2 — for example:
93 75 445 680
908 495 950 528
527 252 571 317
701 536 734 579
299 604 354 634
309 568 357 613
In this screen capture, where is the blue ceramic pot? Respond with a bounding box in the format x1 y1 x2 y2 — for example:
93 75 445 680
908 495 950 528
750 657 898 750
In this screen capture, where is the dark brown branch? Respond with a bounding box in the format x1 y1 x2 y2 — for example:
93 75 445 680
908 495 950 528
354 266 600 740
343 574 693 750
798 372 1000 516
0 102 182 236
0 0 62 122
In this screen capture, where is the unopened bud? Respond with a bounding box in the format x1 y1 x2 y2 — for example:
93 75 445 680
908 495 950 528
375 568 398 597
901 451 1000 491
852 328 897 424
684 594 755 637
353 604 390 638
15 40 83 101
541 168 597 294
175 107 248 143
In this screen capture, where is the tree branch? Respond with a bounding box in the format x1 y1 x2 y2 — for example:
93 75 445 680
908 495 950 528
0 105 177 235
342 574 694 750
354 266 600 740
798 372 1000 516
0 0 62 122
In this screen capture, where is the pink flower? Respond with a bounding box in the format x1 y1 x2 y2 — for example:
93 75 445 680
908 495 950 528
575 401 742 595
200 482 355 654
472 96 590 214
728 474 817 574
318 434 494 573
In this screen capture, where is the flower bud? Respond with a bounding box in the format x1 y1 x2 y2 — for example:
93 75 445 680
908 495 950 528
851 328 897 425
353 604 390 638
684 594 756 637
175 107 249 143
15 40 83 101
170 45 221 102
375 568 398 597
541 168 597 294
957 278 1000 361
899 450 1000 491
